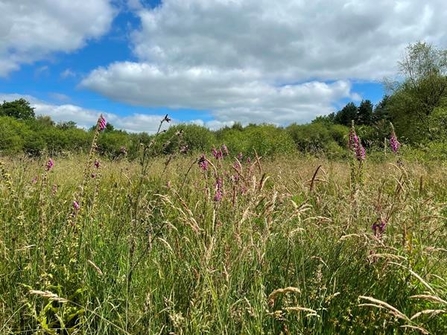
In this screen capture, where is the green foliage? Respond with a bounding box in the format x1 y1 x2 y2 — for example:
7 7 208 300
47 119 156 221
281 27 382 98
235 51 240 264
372 95 391 123
244 124 296 156
334 102 357 126
357 99 374 125
387 87 429 143
97 130 130 158
388 42 447 143
218 124 296 157
287 122 348 157
0 98 36 120
428 106 447 140
23 131 46 156
0 116 27 154
147 124 215 156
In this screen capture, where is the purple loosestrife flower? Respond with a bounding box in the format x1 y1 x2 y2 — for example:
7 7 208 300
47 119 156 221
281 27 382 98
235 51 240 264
94 159 100 169
46 158 54 171
98 114 107 131
73 201 80 211
198 155 208 171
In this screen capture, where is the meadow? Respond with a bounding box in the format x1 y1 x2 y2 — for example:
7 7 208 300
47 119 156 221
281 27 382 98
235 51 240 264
1 124 447 334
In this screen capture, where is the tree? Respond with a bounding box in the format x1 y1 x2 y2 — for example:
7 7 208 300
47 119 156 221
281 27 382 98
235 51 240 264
388 42 447 142
334 102 358 126
398 41 447 113
373 95 391 123
357 100 373 125
57 121 77 129
0 98 36 120
312 113 335 125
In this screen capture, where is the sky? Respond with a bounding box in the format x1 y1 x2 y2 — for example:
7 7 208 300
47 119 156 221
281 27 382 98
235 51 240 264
1 0 447 133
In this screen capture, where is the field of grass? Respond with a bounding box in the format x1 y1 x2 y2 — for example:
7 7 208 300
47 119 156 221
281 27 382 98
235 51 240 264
2 142 447 334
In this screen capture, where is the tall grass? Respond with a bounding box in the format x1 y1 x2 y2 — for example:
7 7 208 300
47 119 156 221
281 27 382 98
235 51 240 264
1 137 447 334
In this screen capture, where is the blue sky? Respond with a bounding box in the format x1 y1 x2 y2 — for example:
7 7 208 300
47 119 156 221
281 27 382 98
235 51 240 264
1 0 446 133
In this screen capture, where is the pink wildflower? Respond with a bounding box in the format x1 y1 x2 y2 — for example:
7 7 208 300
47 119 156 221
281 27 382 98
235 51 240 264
390 135 400 153
73 201 80 211
212 147 223 159
349 123 366 161
46 158 54 171
97 114 107 131
213 177 223 202
389 123 400 153
198 155 208 170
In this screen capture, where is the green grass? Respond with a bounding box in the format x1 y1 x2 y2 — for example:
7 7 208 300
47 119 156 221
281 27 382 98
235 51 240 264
1 150 447 334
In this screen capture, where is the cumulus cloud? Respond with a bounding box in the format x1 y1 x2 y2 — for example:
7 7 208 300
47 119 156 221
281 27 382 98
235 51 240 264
0 0 116 77
81 0 447 125
82 63 355 124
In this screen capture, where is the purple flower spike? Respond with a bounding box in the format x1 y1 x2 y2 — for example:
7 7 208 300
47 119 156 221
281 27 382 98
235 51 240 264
213 177 223 202
349 123 366 162
46 158 54 171
390 135 400 153
389 122 400 153
73 201 80 211
356 143 366 162
198 155 208 171
212 148 223 159
98 114 107 131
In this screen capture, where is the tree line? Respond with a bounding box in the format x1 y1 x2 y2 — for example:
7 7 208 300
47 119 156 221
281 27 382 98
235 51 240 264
1 42 447 159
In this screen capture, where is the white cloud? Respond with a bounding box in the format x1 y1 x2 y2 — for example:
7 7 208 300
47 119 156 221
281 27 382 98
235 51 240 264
82 62 356 125
81 0 447 125
60 69 76 79
0 0 116 76
48 92 72 102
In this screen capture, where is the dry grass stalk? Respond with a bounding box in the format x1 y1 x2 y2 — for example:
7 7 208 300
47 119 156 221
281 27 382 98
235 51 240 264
29 290 68 303
358 296 410 322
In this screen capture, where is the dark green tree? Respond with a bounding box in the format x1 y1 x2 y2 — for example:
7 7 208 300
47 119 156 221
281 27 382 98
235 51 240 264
0 98 36 120
334 102 358 126
357 100 373 125
373 95 391 123
312 112 335 125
